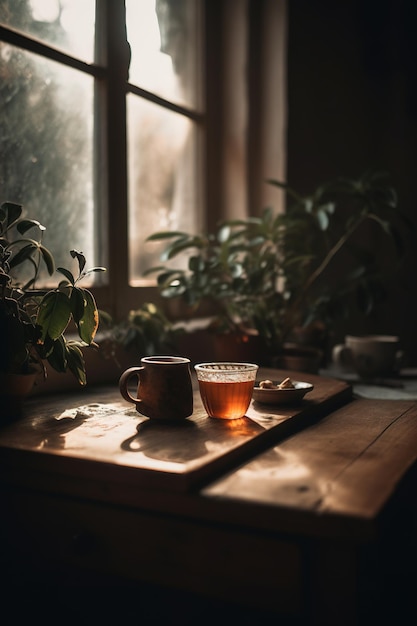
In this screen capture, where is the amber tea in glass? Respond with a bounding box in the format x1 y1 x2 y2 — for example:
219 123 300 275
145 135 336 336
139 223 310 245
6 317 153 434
194 362 259 419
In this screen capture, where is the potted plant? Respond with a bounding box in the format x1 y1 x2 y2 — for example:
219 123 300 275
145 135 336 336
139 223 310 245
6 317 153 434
144 172 410 369
99 301 183 368
0 200 105 405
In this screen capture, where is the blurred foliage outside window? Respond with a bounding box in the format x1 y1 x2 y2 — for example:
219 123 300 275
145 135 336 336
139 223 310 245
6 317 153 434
0 0 202 288
0 0 95 282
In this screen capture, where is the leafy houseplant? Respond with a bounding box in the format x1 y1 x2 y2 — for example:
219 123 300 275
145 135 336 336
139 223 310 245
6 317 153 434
0 201 105 388
100 302 183 366
144 172 409 364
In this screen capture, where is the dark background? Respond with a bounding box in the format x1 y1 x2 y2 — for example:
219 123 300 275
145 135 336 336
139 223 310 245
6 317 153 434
286 0 417 362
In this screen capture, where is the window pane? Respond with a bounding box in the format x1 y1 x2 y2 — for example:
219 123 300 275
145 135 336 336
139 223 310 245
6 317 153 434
127 95 201 281
126 0 201 110
0 0 95 63
0 45 96 282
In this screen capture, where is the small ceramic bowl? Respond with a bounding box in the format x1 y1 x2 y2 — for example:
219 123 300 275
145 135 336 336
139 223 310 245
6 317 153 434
252 380 314 405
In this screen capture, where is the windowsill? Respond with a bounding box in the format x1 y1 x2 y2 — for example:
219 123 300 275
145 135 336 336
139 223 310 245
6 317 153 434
29 340 135 398
29 322 214 398
28 319 265 398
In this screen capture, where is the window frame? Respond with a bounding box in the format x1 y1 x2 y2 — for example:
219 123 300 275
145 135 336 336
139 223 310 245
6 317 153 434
0 0 287 323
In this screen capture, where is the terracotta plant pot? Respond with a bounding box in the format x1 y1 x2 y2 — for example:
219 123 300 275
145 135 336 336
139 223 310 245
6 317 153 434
0 371 38 420
288 321 327 350
212 330 265 364
272 344 323 374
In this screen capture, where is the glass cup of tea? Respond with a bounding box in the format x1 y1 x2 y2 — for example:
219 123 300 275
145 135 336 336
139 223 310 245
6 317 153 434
194 362 259 419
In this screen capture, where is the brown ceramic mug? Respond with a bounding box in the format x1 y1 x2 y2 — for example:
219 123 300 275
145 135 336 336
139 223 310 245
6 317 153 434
119 356 193 421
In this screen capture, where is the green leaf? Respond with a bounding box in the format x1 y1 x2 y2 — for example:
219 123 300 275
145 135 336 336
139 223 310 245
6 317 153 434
217 225 231 243
76 288 98 344
45 336 68 373
146 230 189 241
39 245 55 275
189 255 205 272
224 216 262 227
162 238 203 261
66 342 87 386
0 202 22 231
161 277 187 298
9 243 39 268
316 209 329 230
303 198 314 213
71 286 86 323
247 236 266 248
16 219 46 235
70 249 86 273
230 263 243 278
37 291 72 341
142 265 167 276
266 180 303 203
83 266 106 277
0 273 9 287
57 266 75 285
157 270 184 287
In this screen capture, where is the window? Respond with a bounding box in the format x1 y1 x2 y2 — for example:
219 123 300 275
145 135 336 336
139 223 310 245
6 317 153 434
126 0 203 280
0 0 286 321
0 0 96 275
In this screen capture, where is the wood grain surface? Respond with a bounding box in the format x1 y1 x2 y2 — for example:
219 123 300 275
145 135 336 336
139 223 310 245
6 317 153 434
203 398 417 537
0 369 351 492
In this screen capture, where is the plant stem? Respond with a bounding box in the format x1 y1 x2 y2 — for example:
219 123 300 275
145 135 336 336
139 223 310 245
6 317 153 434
281 212 370 341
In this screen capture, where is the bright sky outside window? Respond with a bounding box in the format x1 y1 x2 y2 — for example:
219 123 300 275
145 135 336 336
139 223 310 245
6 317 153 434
126 0 202 282
126 0 200 110
28 0 95 62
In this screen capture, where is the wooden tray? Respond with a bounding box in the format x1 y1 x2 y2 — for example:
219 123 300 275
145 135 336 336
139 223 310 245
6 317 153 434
0 369 351 493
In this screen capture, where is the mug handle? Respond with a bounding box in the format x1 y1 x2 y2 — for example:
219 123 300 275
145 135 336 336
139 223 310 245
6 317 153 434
119 366 144 404
395 350 405 371
332 344 353 368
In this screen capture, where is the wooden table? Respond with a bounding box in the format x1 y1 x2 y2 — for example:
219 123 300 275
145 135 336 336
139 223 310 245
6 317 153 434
1 369 417 625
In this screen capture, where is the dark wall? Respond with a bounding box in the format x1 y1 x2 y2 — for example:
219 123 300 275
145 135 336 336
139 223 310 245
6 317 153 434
286 0 417 362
